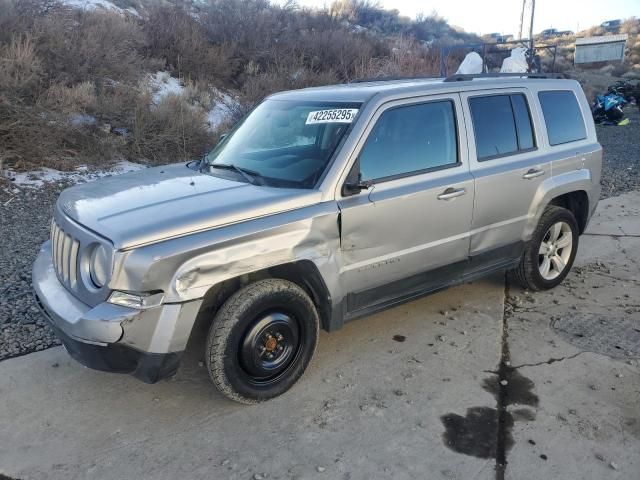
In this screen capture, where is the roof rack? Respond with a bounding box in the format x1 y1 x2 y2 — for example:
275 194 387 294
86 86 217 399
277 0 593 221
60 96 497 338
349 75 440 84
444 72 567 82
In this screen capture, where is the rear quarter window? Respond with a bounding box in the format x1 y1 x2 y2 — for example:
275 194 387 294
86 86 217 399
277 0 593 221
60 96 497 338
538 90 587 146
468 93 536 161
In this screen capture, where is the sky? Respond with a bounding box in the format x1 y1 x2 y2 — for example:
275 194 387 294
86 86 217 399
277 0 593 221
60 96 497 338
290 0 638 36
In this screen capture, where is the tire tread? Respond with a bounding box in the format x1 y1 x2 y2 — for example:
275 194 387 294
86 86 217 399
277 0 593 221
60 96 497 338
205 279 319 404
510 205 578 291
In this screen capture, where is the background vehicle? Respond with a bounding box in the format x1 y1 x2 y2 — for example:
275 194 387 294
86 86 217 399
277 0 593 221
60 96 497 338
33 73 602 403
601 19 622 32
539 28 573 38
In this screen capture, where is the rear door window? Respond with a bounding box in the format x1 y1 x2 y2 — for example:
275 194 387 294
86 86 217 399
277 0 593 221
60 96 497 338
538 90 587 146
469 94 536 161
359 100 459 181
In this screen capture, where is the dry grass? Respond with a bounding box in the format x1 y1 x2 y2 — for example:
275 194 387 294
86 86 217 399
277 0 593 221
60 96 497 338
0 34 43 99
42 82 97 113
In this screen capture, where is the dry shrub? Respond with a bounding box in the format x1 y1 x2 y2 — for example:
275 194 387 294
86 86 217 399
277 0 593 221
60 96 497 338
94 82 141 127
0 0 52 44
611 64 629 77
36 8 149 84
43 81 97 113
0 101 58 169
240 66 338 109
0 97 115 171
355 36 440 78
620 18 639 35
144 3 237 84
131 94 212 163
0 34 43 99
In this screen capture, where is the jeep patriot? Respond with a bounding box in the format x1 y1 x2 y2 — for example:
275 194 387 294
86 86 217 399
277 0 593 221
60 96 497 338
33 73 602 403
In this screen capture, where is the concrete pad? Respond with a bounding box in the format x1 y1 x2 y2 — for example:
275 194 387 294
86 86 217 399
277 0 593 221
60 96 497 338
505 191 640 479
585 191 640 236
0 277 505 480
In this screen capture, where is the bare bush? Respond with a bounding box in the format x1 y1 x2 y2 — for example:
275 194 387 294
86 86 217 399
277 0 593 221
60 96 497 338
240 66 338 108
36 8 149 85
131 93 212 163
620 17 639 35
144 3 237 84
42 82 97 114
0 34 43 99
356 36 440 77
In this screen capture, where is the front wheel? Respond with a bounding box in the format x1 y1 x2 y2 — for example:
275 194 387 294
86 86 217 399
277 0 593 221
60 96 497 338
206 279 319 404
510 206 579 291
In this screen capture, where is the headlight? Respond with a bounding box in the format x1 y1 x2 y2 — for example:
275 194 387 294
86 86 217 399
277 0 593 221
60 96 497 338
108 291 164 309
89 244 109 288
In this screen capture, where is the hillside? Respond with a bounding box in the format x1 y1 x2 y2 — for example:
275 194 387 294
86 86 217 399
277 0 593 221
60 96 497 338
0 0 637 173
0 0 481 171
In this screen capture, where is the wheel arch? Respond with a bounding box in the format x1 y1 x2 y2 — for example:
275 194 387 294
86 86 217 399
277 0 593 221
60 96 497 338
528 169 594 239
197 260 333 333
548 190 590 234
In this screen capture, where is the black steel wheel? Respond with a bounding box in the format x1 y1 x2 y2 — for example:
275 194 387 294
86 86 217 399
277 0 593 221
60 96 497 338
206 279 319 403
239 311 303 385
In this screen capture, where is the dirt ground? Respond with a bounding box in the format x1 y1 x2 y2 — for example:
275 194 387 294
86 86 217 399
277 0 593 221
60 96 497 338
0 192 638 480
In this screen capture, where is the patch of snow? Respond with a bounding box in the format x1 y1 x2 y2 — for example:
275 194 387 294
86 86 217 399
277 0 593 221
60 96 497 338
61 0 140 17
144 71 238 131
146 72 184 105
69 113 97 127
207 89 238 131
4 161 146 189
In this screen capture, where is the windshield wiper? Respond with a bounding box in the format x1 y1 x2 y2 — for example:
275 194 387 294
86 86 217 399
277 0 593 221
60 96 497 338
210 163 264 186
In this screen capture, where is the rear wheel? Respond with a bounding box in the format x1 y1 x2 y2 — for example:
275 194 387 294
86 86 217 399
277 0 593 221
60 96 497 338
206 279 319 404
510 206 579 291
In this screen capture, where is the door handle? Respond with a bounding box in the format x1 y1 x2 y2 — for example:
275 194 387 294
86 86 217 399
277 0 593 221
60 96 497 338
437 187 466 200
522 168 545 180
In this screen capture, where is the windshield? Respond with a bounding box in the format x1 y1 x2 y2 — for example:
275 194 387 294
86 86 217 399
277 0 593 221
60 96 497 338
205 99 361 188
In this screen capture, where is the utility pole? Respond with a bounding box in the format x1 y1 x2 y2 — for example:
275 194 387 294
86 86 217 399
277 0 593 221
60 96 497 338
518 0 526 40
522 0 536 73
528 0 536 50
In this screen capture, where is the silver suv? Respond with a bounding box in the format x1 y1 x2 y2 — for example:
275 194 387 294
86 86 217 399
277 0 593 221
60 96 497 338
33 73 602 403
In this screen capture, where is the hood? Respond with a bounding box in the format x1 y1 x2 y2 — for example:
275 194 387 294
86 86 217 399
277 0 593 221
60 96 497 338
57 163 321 249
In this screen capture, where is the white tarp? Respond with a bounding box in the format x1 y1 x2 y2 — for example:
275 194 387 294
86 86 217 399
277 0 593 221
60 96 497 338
456 52 483 74
500 47 528 73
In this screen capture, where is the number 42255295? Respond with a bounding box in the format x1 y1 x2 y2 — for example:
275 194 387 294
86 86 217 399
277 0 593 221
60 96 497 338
305 109 359 125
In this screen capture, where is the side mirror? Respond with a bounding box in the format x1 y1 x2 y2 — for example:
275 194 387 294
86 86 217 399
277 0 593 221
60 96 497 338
343 172 373 196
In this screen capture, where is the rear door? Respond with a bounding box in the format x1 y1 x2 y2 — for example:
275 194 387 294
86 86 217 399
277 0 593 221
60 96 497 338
460 88 550 262
337 94 474 311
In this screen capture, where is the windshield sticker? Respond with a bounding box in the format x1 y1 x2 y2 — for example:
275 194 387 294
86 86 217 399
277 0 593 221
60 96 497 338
306 109 359 124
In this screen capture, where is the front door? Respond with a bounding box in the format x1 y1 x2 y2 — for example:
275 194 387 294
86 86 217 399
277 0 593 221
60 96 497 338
337 94 474 313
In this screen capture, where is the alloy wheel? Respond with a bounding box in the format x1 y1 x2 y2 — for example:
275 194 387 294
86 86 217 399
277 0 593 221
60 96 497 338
538 221 573 280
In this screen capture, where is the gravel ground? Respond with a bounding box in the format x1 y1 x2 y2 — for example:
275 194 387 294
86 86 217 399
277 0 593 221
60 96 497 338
0 182 66 359
1 106 639 361
597 108 640 197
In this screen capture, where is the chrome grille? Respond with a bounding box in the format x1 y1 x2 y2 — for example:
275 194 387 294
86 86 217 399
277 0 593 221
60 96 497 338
51 219 80 291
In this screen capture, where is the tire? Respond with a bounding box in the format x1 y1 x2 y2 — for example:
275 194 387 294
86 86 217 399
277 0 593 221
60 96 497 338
510 205 579 291
205 279 319 404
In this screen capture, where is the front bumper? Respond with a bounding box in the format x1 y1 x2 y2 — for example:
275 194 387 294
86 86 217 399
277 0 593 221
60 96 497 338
38 310 183 383
32 241 201 383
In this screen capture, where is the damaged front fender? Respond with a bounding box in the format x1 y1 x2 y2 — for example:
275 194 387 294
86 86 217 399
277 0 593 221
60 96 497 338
110 202 342 304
